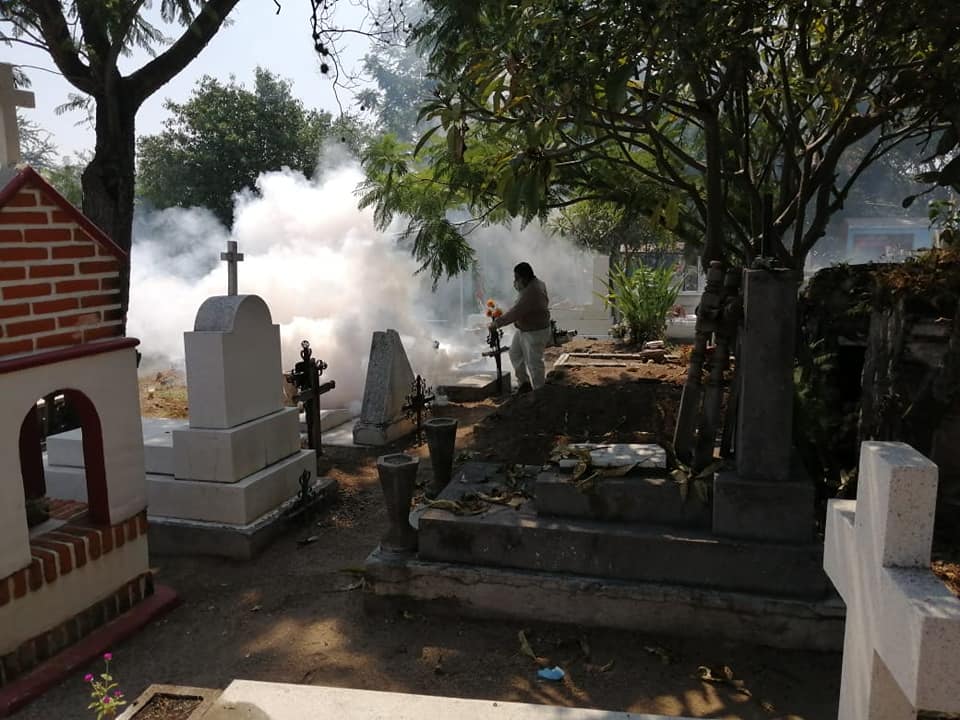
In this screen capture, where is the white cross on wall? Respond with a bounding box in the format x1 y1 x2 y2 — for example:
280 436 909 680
824 441 960 719
0 63 36 167
220 240 244 296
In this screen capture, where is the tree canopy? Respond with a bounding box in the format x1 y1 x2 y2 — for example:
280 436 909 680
137 68 364 227
359 0 960 277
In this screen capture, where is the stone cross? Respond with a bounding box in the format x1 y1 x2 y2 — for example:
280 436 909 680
220 240 244 296
824 441 960 719
0 63 36 167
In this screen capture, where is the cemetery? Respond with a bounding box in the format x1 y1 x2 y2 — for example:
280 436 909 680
1 1 959 718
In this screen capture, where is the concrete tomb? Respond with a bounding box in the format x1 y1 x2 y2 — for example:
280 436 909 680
364 267 840 650
825 442 960 719
45 295 334 558
353 329 416 446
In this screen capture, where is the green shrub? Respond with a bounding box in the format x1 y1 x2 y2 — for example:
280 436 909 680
599 262 681 344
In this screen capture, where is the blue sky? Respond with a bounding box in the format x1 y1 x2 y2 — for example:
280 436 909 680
5 0 375 157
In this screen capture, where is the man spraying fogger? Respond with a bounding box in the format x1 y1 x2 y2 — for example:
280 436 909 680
489 262 551 393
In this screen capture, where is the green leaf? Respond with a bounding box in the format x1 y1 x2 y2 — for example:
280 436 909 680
413 125 441 157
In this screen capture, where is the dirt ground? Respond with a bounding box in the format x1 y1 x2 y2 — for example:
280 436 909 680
18 339 956 719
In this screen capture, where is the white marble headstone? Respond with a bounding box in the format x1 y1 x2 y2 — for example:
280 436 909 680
184 295 283 430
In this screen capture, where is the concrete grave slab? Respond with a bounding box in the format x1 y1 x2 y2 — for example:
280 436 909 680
204 680 695 720
439 371 512 402
173 408 300 483
418 463 829 599
353 329 416 446
557 443 666 469
299 408 354 433
148 476 336 559
46 417 185 476
553 351 665 368
535 470 711 527
184 295 284 430
146 449 316 525
322 418 361 448
366 549 844 652
42 464 86 501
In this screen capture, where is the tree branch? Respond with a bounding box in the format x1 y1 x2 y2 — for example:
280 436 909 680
127 0 241 107
15 0 94 93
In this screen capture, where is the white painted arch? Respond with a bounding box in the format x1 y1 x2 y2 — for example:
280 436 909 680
0 344 146 579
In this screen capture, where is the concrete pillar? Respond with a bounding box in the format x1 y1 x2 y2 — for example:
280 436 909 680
735 268 799 481
713 268 815 543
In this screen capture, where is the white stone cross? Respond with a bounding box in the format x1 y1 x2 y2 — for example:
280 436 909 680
824 441 960 719
0 63 36 167
220 240 244 296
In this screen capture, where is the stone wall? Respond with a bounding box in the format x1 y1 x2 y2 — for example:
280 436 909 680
799 255 960 526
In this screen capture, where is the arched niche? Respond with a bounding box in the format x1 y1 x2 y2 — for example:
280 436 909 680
17 388 109 526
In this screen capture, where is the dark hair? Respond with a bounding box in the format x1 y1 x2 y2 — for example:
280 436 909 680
513 262 535 282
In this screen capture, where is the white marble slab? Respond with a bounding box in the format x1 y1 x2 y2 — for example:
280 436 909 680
557 443 666 470
202 681 691 720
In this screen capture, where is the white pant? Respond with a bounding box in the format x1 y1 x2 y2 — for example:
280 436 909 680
508 327 552 389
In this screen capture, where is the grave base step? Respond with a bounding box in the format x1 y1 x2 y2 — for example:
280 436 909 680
535 469 710 528
364 548 845 652
148 476 337 559
421 463 830 600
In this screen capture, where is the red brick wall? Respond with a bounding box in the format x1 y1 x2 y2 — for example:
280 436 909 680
0 184 124 358
0 508 148 608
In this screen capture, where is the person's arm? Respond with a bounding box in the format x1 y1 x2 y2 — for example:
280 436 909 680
493 287 534 328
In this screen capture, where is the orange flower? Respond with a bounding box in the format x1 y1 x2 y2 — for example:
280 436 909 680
485 309 493 317
493 308 503 318
486 299 496 308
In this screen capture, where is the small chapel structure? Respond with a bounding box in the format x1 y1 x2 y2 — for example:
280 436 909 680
0 164 155 686
0 61 159 689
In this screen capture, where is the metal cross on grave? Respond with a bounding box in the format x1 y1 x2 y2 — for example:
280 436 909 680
482 326 510 394
0 63 36 168
220 240 244 296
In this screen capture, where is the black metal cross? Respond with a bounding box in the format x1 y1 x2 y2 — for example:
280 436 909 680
403 375 435 444
286 340 335 462
482 326 510 394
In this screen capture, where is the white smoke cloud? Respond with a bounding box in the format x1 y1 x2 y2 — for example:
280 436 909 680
127 158 600 411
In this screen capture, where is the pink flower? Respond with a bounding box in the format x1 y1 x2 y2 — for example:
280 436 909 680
84 674 94 683
102 696 111 704
103 652 113 661
114 690 123 698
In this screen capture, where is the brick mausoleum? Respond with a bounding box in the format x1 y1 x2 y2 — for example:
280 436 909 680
0 165 152 687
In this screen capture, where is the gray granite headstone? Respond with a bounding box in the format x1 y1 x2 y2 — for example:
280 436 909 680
353 329 415 445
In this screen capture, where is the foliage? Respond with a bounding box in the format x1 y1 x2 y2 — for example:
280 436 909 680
875 246 960 315
357 25 434 142
357 133 476 283
138 68 363 228
43 153 90 208
395 0 960 275
0 0 243 251
16 113 57 170
84 653 125 719
599 262 681 345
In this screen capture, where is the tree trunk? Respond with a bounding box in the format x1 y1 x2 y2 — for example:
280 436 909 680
81 90 138 325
